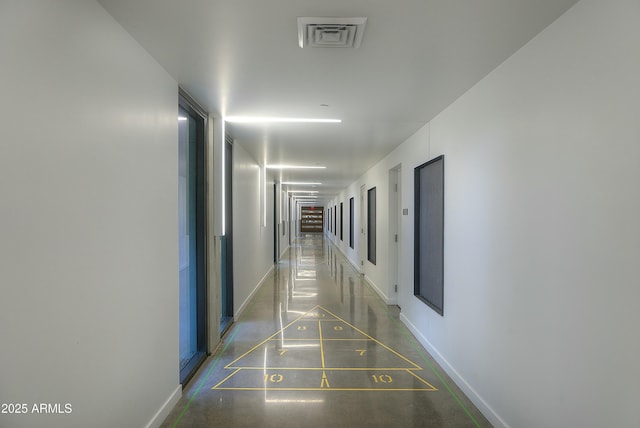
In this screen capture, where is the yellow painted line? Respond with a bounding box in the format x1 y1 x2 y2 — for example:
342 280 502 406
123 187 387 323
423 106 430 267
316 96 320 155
225 367 424 371
405 369 438 391
212 368 242 390
224 308 317 368
321 371 330 388
262 338 371 341
214 387 438 392
317 306 423 370
318 320 325 368
262 338 333 341
223 305 426 394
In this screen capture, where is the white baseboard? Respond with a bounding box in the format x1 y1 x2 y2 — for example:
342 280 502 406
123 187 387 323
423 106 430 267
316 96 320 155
235 264 275 319
326 236 363 274
145 384 181 428
363 274 391 304
399 313 507 428
279 244 289 259
325 239 397 305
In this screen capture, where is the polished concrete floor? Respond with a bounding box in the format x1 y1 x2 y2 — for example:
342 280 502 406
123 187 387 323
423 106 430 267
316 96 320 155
161 234 491 428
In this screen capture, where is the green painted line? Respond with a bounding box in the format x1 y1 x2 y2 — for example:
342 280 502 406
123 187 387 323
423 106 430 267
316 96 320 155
172 244 482 427
339 250 483 428
401 326 482 428
170 326 239 428
171 265 267 427
371 291 482 427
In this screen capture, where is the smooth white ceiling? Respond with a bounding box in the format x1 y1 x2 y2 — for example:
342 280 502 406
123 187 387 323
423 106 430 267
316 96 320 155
98 0 578 203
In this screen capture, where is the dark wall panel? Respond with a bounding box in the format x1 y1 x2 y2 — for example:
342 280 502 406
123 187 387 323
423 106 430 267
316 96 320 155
367 187 376 265
414 155 444 315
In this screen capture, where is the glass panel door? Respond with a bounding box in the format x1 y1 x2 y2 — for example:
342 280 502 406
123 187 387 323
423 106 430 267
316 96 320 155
178 100 207 384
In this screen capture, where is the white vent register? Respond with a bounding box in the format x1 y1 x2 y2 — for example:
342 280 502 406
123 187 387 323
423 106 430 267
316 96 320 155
297 17 367 48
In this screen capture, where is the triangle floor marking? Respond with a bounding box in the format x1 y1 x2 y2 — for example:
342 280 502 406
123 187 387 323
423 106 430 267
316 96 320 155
214 305 437 391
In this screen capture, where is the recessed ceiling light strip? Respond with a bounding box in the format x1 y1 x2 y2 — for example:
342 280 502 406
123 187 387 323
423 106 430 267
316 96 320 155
282 182 322 185
225 116 340 124
266 165 326 169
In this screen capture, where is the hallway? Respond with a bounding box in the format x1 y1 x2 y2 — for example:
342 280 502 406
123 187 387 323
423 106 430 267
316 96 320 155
3 2 640 427
161 235 490 428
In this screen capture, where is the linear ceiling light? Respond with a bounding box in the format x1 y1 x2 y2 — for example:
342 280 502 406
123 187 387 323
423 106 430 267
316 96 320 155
289 190 319 194
266 165 326 169
225 116 341 124
282 182 322 185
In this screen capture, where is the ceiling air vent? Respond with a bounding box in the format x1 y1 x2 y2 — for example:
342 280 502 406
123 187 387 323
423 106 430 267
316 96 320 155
297 17 367 49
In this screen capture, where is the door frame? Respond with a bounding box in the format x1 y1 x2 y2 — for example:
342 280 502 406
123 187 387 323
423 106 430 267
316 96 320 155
388 166 401 305
178 89 208 385
359 184 366 273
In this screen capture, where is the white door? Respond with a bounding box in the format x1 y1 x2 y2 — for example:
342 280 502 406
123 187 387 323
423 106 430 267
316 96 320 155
359 184 366 273
388 167 400 305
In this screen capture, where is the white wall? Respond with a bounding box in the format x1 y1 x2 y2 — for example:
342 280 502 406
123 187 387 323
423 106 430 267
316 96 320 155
0 1 180 428
231 143 276 316
327 193 358 269
337 1 640 426
327 125 431 304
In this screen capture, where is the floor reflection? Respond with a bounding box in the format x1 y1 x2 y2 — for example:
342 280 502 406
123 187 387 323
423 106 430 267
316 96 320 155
161 234 491 428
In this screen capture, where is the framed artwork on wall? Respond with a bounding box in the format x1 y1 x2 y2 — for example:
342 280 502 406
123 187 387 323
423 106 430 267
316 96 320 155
414 155 444 315
340 202 344 241
367 187 376 265
349 197 354 249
